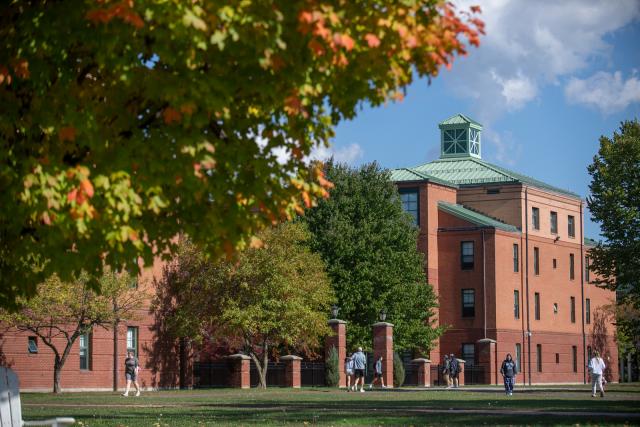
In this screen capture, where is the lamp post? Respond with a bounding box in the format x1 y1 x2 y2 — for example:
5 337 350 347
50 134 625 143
379 308 387 322
331 304 339 319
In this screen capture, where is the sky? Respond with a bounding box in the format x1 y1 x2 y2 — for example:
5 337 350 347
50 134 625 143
318 0 640 240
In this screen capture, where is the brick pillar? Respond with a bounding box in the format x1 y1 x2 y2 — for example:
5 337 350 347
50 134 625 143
477 338 497 385
226 354 251 389
412 358 431 387
325 319 347 387
373 322 394 388
456 359 466 387
281 355 302 388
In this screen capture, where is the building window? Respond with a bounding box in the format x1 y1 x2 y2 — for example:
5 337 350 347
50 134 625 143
462 289 475 318
513 243 519 272
532 207 540 230
553 258 557 269
515 343 522 373
570 254 575 280
585 256 591 283
550 211 558 234
553 303 558 314
536 344 542 372
568 215 575 238
572 346 578 373
461 241 474 270
587 345 592 360
533 247 540 275
399 188 419 226
534 292 540 320
79 332 91 370
127 327 138 357
570 297 576 323
586 298 591 324
555 353 560 364
28 336 38 354
462 343 475 365
514 290 520 319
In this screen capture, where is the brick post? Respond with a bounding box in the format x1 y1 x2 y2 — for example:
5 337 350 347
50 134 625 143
412 358 431 387
325 319 347 387
477 338 497 385
226 354 251 389
372 322 394 388
456 359 466 387
281 355 302 388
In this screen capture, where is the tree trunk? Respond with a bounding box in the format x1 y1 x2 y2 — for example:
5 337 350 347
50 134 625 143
179 337 189 389
53 356 62 393
249 343 269 389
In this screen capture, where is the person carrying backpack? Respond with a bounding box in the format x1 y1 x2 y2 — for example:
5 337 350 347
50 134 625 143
449 353 459 388
500 353 518 396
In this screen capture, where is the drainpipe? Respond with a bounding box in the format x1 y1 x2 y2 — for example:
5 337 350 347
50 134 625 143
580 201 586 384
482 228 487 340
113 299 119 392
524 187 532 386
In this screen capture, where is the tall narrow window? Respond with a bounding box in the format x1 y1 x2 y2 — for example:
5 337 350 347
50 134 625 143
513 243 519 272
79 332 91 370
587 346 592 360
550 211 558 234
462 289 475 317
534 292 540 320
461 241 474 270
514 290 520 319
585 256 591 283
572 346 578 373
532 207 540 230
462 343 475 365
570 253 575 280
533 247 540 275
399 188 419 226
127 326 138 357
515 343 522 373
570 297 576 323
536 344 542 372
28 336 38 354
586 298 591 324
568 215 575 238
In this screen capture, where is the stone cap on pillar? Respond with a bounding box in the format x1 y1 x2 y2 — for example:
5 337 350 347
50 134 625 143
280 355 303 361
477 338 497 344
411 358 431 363
226 353 251 360
372 322 394 327
328 319 347 325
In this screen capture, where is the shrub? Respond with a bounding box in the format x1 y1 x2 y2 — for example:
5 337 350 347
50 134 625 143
393 352 405 388
325 346 340 387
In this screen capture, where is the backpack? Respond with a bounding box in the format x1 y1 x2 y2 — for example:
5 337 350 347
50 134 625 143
450 358 458 374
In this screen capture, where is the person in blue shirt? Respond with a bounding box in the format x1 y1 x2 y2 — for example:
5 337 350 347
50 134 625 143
351 347 367 392
369 356 386 389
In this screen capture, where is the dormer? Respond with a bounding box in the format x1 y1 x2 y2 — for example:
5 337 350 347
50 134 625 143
438 114 483 159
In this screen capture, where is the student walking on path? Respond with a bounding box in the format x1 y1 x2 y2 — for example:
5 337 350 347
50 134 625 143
442 355 451 388
122 350 141 397
369 356 386 389
344 356 354 391
588 351 606 398
351 347 367 392
500 353 518 396
449 354 459 388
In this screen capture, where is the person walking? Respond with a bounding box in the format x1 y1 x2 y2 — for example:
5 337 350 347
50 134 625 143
500 353 518 396
122 350 141 397
369 356 386 389
442 355 452 388
351 347 367 392
344 356 354 391
449 353 459 388
588 351 606 397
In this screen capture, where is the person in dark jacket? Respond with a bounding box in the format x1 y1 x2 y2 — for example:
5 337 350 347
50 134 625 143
500 353 518 396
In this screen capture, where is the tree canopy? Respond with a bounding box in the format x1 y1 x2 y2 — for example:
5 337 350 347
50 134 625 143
0 1 482 308
302 161 442 352
157 222 334 388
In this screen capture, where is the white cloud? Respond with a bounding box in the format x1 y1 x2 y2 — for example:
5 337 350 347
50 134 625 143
491 70 537 110
565 71 640 114
309 143 364 165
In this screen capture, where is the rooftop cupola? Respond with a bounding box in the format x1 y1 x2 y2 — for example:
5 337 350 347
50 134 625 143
438 114 483 159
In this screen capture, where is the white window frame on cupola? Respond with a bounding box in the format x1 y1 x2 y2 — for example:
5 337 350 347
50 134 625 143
439 123 482 159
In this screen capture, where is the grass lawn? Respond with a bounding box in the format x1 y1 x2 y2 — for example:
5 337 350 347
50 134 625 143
21 383 640 426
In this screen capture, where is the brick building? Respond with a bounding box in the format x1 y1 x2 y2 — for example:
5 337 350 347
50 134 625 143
391 114 618 384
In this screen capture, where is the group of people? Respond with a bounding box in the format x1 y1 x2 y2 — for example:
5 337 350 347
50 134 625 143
344 347 386 392
441 354 460 388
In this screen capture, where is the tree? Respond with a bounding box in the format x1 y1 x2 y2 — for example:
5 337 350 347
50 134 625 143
161 222 334 388
0 1 483 309
393 352 405 388
0 271 145 393
302 161 442 352
325 346 340 387
587 120 640 299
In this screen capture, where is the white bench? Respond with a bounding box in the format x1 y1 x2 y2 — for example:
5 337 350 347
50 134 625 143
1 367 75 426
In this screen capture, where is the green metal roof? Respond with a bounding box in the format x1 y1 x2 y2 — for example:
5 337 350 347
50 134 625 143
584 237 599 247
392 157 580 199
438 201 520 233
389 168 457 188
439 114 483 128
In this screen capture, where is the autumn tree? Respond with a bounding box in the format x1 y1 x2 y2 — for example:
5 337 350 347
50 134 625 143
0 1 483 308
160 223 334 388
302 161 442 352
0 271 146 393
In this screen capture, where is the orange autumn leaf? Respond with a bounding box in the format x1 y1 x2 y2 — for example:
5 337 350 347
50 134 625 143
13 59 29 79
163 107 182 124
67 188 78 203
80 179 94 198
302 191 311 208
470 5 482 13
365 33 381 48
58 126 77 143
0 66 11 85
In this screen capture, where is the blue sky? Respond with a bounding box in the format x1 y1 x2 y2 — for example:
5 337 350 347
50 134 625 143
322 0 640 239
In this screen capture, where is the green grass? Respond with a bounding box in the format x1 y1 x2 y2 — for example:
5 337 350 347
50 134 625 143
21 384 640 426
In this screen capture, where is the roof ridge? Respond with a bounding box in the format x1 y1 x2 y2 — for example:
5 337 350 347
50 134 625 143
437 201 520 233
459 203 513 226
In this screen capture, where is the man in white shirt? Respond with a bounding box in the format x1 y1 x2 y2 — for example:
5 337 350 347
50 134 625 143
588 351 606 398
